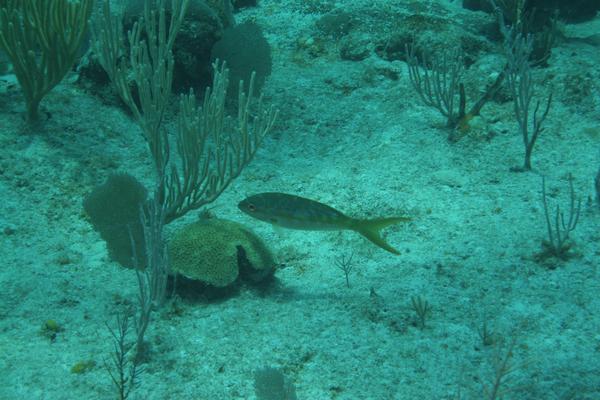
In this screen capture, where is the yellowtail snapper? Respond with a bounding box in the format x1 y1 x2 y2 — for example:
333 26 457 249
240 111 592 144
238 192 410 255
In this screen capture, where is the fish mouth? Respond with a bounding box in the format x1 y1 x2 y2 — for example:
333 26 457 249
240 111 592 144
238 198 252 213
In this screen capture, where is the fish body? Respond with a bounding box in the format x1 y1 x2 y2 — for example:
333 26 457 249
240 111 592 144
238 192 410 255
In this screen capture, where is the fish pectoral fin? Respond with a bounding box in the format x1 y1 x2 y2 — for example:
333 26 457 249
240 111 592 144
271 225 285 235
353 217 410 255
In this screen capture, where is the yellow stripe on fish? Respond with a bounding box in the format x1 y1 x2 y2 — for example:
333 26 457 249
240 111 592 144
238 192 410 255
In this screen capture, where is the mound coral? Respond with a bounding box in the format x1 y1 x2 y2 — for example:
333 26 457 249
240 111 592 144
169 218 276 287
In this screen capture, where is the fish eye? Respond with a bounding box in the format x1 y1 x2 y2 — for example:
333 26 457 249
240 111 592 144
247 203 256 212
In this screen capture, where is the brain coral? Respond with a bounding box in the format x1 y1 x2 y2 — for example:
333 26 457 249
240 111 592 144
169 218 276 287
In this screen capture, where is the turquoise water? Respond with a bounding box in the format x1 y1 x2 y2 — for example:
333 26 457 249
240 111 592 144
0 1 599 399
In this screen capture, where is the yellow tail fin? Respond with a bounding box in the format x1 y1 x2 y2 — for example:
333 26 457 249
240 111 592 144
352 217 410 255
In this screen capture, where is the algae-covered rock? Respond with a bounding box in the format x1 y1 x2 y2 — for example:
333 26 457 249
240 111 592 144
169 218 276 287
